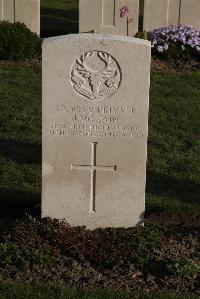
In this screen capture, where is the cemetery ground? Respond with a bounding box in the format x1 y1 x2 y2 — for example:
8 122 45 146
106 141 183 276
0 62 199 298
0 0 199 297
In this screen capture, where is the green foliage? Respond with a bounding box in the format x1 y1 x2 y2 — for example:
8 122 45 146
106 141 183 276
2 219 163 272
135 31 149 40
168 261 200 277
78 222 163 270
0 217 199 293
0 241 60 269
0 21 41 60
0 281 199 299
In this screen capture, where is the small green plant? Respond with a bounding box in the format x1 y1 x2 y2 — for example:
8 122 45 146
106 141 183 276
135 31 149 40
0 241 60 270
0 242 29 268
0 21 41 60
168 261 200 277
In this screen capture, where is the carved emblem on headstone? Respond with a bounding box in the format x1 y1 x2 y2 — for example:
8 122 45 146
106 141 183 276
70 51 121 101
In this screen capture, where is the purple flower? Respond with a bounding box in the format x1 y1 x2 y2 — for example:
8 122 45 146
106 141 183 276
163 44 169 50
119 5 129 18
149 25 200 56
157 46 164 53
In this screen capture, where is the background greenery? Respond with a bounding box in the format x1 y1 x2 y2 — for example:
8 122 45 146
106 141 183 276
0 281 199 299
0 22 41 60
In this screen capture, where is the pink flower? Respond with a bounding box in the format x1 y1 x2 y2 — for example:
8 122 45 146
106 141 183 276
119 5 129 18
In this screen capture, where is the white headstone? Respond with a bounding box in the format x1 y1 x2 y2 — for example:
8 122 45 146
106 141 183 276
0 0 40 35
180 0 200 29
0 0 14 22
79 0 139 36
15 0 40 35
143 0 180 31
42 34 151 229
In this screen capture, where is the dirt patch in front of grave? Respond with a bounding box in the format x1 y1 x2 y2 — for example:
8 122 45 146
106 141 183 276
151 57 200 73
146 210 200 227
0 59 41 68
0 57 199 73
0 217 199 296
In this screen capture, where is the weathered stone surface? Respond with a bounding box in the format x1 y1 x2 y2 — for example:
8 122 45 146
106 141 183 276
15 0 40 35
180 0 200 29
0 0 3 20
79 0 139 36
0 0 14 22
0 0 40 35
143 0 180 31
42 34 151 229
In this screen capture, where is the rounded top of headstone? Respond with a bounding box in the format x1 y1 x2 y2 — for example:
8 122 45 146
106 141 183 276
43 33 151 48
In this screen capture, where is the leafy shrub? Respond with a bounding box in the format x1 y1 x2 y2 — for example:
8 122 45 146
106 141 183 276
81 223 163 270
149 25 200 61
0 21 41 60
135 31 149 40
0 218 199 294
0 241 60 270
168 261 200 277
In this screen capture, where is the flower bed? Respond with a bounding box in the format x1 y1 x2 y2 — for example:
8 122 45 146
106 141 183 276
149 25 200 61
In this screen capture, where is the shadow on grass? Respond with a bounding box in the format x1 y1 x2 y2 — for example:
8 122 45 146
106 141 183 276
146 170 200 205
0 188 40 219
41 7 78 37
0 138 41 165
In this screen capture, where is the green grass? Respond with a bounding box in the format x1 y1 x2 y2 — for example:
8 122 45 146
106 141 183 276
0 281 199 299
0 64 41 217
41 0 78 37
0 64 199 219
146 72 200 216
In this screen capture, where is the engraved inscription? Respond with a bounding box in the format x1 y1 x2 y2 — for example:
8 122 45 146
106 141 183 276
48 104 145 139
71 142 117 212
70 51 121 101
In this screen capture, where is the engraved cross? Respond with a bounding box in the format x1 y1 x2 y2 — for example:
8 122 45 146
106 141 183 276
71 142 117 213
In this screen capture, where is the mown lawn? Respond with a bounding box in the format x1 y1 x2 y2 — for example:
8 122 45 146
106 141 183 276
147 72 200 218
0 281 199 299
0 64 199 220
0 64 41 217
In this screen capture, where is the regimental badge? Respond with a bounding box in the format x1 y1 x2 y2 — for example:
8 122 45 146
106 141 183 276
70 51 121 101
